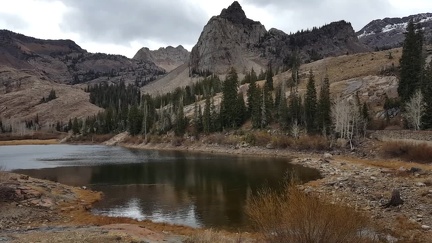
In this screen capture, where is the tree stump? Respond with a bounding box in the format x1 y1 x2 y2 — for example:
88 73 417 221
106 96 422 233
382 189 404 208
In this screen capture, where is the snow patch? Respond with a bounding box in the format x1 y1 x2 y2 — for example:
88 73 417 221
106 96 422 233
382 23 407 33
358 30 375 39
419 16 432 23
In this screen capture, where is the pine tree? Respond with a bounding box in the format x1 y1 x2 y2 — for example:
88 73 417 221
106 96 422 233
72 117 80 134
220 67 240 129
421 63 432 129
317 75 331 134
278 83 289 130
265 64 274 91
304 70 317 134
174 98 187 136
128 105 142 135
247 76 261 128
398 20 424 103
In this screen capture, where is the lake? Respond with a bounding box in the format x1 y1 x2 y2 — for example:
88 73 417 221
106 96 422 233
0 144 320 230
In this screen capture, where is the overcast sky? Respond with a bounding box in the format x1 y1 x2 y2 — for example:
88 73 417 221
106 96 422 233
0 0 431 58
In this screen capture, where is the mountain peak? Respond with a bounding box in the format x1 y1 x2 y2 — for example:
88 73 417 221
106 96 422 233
219 1 251 24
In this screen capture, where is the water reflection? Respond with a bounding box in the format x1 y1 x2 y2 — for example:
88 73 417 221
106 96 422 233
9 146 321 230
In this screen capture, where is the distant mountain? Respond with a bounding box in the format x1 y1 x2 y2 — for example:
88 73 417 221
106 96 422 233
189 1 369 76
357 13 432 50
0 29 165 86
133 45 190 72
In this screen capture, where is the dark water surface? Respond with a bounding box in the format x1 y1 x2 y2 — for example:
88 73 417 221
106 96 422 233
0 144 320 230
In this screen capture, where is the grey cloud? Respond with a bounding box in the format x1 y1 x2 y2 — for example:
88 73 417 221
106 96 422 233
0 13 28 29
53 0 208 47
243 0 395 31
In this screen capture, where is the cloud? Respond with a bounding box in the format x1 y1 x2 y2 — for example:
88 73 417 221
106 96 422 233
0 12 28 29
53 0 208 47
243 0 395 31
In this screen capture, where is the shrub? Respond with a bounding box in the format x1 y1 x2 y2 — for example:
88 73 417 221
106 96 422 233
250 131 272 147
271 135 293 149
246 183 374 243
294 135 330 151
381 141 432 163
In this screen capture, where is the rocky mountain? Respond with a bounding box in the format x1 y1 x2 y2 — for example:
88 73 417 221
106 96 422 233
357 13 432 50
189 1 267 75
133 45 190 72
188 1 369 76
0 29 165 87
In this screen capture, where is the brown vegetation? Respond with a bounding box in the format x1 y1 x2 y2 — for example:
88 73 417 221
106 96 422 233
246 182 374 243
0 132 63 141
68 134 115 144
184 229 248 243
380 141 432 163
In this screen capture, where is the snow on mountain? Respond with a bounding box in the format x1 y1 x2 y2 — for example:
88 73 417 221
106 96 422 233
357 13 432 50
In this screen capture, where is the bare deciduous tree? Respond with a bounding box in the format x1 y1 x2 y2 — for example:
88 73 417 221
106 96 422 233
405 90 425 130
331 97 362 150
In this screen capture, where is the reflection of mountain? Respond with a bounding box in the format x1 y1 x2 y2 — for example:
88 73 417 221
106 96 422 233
88 155 320 229
14 149 320 230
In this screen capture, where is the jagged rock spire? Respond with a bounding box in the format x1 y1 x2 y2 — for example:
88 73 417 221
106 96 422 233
220 1 255 24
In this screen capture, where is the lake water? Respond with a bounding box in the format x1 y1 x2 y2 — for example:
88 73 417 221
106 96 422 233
0 144 320 230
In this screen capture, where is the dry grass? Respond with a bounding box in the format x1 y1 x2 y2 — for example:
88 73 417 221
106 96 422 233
68 134 115 143
0 139 58 146
380 141 432 163
295 135 329 151
184 229 249 243
0 132 63 141
246 183 375 243
123 135 145 145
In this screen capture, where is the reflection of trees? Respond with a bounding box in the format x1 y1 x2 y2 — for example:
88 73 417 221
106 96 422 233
90 153 321 230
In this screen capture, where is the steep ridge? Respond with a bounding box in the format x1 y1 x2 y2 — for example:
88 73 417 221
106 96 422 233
133 45 190 72
357 13 432 50
0 29 165 85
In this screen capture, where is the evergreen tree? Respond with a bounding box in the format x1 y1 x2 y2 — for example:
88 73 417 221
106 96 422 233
128 105 143 135
304 70 317 134
265 64 274 91
421 63 432 129
247 75 261 128
174 98 187 136
289 93 302 126
278 83 289 130
220 67 240 129
317 75 331 134
72 117 80 134
398 20 424 103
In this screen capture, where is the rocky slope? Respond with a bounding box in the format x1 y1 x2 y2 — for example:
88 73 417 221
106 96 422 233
189 1 267 75
133 45 190 72
0 29 165 86
188 1 369 76
357 13 432 50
